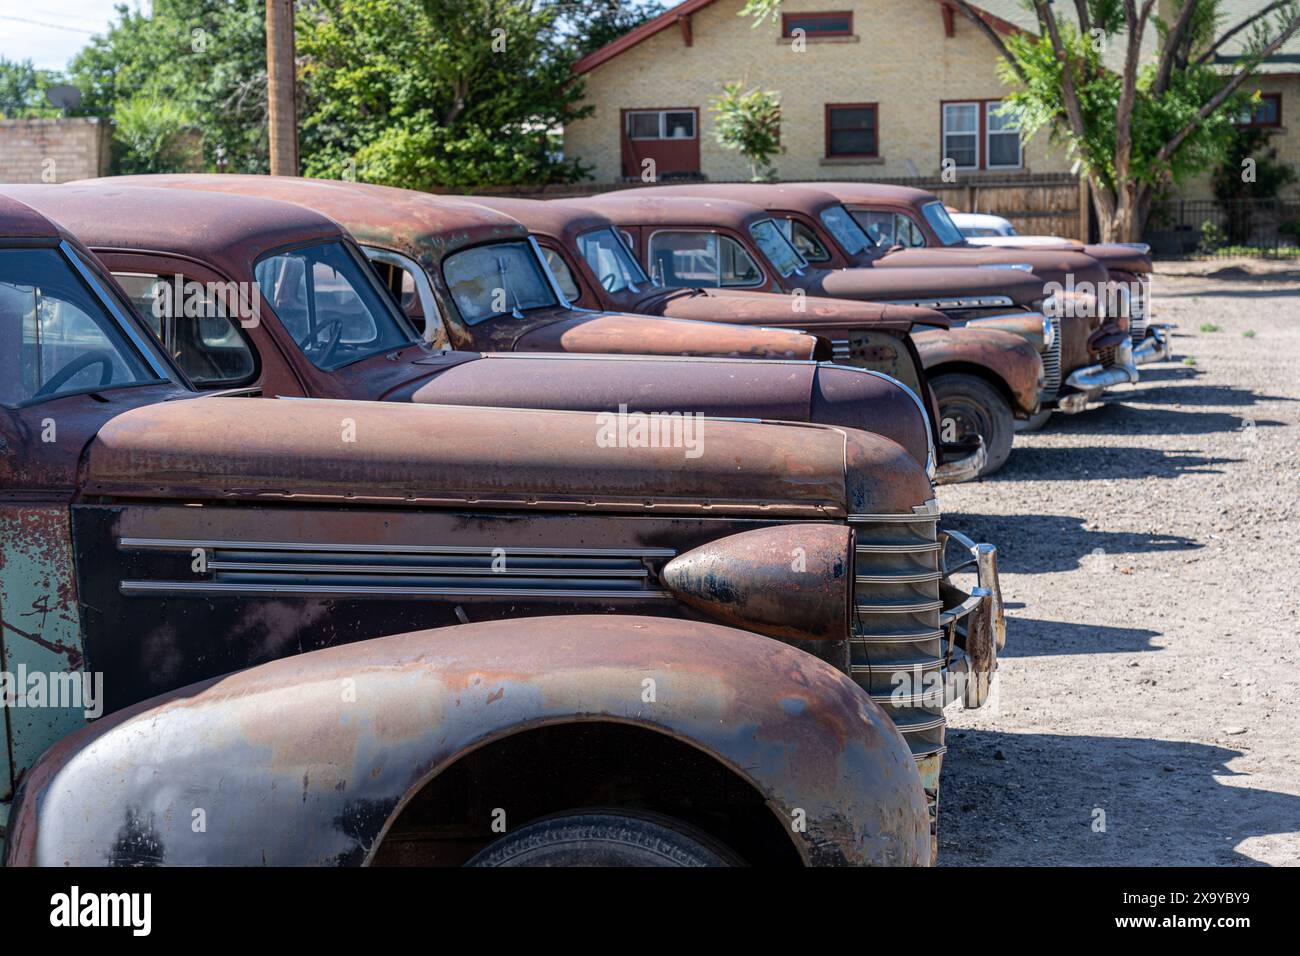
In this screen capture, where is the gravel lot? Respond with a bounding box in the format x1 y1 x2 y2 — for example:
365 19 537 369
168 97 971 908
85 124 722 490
935 259 1300 866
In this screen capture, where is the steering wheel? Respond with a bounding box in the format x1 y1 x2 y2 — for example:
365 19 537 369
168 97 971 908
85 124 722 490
600 272 619 292
298 320 344 366
32 350 115 399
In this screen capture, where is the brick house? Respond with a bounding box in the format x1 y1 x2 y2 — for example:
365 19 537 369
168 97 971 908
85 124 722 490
565 0 1297 201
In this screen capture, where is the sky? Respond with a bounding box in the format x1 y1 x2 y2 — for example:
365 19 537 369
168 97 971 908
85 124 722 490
0 1 148 71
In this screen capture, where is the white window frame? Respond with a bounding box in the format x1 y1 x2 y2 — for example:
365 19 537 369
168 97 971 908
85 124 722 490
942 102 980 171
985 101 1023 170
626 110 697 141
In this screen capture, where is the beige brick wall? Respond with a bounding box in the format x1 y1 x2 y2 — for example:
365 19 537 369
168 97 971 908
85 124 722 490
0 118 112 184
565 0 1075 182
1173 74 1300 202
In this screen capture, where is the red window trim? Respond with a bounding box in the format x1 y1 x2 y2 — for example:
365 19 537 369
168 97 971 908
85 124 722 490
825 102 879 158
781 11 854 38
1235 92 1282 128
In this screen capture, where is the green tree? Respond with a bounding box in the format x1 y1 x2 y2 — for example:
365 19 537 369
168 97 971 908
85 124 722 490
297 0 592 188
551 0 666 58
0 58 64 119
709 80 783 181
69 0 269 172
742 0 1300 241
111 94 202 173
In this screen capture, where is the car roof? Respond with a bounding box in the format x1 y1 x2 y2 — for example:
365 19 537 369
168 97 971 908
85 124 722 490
0 191 67 241
3 182 347 280
613 183 845 217
579 192 773 230
806 182 939 206
82 175 531 266
470 195 615 244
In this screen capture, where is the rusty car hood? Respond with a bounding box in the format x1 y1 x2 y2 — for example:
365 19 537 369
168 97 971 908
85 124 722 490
511 309 824 359
393 353 933 468
869 246 1108 290
634 287 950 334
799 265 1044 307
79 397 931 518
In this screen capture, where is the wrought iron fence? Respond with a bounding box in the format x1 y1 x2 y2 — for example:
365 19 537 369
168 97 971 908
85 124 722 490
1146 198 1300 258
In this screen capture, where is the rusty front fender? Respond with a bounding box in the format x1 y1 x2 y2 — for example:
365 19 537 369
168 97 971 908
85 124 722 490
912 326 1044 417
6 616 930 867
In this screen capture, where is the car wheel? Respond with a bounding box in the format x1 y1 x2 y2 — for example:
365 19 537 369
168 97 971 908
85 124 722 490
932 373 1014 477
465 810 743 867
1015 409 1053 433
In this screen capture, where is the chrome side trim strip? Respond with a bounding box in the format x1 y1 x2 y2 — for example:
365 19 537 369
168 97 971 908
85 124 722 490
120 538 677 558
121 581 671 599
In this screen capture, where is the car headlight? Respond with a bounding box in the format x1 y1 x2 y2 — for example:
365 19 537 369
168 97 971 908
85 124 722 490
1041 312 1056 351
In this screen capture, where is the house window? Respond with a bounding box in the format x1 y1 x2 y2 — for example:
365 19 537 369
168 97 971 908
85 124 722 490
826 104 877 157
782 12 853 37
943 100 1022 170
1235 93 1282 128
986 102 1023 168
626 110 697 140
942 102 979 169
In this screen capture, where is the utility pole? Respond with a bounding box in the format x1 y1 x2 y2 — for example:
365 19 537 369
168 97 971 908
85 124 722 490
266 0 298 176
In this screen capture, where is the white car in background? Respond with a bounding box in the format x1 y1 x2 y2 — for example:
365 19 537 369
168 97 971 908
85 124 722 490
950 211 1073 246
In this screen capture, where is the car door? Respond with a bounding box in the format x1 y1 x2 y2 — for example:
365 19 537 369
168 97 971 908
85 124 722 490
0 240 180 796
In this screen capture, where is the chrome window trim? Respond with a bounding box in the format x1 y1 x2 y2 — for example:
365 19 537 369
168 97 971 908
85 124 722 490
645 228 768 290
361 245 447 344
60 240 172 380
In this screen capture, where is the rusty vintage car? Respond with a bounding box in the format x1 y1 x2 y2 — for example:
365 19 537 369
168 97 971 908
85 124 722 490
607 183 1141 429
803 182 1170 367
7 183 933 481
0 193 1004 865
580 191 1048 473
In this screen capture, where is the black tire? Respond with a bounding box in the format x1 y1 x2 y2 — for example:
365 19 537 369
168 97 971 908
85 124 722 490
465 810 742 867
931 373 1014 477
1015 409 1053 433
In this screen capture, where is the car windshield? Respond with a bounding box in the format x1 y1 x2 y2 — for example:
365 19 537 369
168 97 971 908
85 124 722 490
1 245 161 408
749 219 807 277
443 240 558 324
577 228 649 294
820 205 872 255
922 201 967 246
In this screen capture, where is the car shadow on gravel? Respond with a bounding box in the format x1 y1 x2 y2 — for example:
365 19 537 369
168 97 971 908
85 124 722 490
996 617 1163 657
937 731 1300 865
994 444 1237 480
1037 401 1283 438
1122 383 1296 408
941 512 1198 574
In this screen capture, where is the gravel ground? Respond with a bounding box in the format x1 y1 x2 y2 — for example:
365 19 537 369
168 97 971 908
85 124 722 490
935 258 1300 866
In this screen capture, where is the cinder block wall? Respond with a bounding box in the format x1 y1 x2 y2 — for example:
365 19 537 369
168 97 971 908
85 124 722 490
0 118 113 184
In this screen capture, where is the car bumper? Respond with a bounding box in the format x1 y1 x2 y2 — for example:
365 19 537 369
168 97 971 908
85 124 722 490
933 437 987 485
1057 339 1139 409
939 528 1005 709
1133 325 1172 364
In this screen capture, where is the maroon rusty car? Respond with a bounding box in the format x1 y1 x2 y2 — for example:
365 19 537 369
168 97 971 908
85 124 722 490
85 174 830 362
465 194 1000 481
609 183 1140 428
581 191 1048 473
806 181 1169 367
0 193 1000 865
8 183 933 479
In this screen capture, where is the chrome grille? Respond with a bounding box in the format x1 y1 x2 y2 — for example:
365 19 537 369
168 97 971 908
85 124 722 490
1042 316 1063 395
1097 345 1119 369
848 515 947 759
1129 279 1148 346
831 337 851 362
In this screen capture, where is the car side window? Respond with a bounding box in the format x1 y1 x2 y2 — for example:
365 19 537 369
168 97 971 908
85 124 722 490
541 247 581 301
647 231 762 288
896 214 927 247
1 247 158 408
857 211 896 246
363 248 449 348
113 272 257 388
